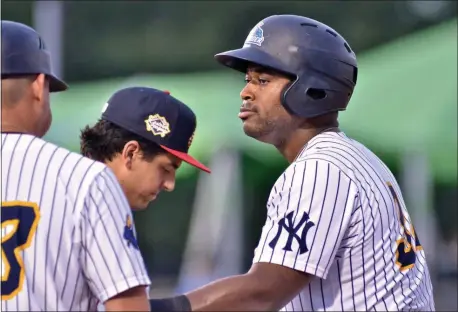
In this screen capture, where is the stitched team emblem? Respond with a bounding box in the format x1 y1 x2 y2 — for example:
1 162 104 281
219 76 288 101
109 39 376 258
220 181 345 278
244 21 265 47
269 211 315 255
123 215 139 250
144 114 171 138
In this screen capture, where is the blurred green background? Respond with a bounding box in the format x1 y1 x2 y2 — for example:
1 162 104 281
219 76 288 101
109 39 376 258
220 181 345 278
2 1 457 309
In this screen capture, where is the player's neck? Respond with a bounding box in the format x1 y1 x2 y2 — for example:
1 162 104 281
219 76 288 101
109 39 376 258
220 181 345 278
277 126 340 163
1 109 35 135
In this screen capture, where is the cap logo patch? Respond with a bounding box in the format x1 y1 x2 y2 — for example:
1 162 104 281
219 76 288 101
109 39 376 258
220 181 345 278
145 114 171 138
244 21 265 47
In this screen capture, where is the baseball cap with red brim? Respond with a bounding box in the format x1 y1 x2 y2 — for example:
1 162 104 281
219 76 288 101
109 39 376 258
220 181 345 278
101 87 211 173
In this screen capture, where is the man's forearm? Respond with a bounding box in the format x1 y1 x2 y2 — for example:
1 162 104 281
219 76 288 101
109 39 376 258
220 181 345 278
149 274 273 311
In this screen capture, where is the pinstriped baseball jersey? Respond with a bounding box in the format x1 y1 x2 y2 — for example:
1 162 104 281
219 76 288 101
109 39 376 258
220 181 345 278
253 131 435 311
1 133 151 311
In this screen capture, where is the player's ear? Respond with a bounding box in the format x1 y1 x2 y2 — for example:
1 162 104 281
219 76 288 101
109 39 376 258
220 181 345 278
122 140 141 169
30 74 46 102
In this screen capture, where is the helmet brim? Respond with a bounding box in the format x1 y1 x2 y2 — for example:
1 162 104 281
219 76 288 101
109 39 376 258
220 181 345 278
48 74 68 92
214 46 294 76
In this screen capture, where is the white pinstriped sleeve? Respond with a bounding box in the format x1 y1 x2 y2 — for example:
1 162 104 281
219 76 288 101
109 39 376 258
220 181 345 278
253 159 358 280
79 167 151 303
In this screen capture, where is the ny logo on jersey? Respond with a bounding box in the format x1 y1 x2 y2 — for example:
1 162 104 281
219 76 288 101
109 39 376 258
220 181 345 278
269 210 315 255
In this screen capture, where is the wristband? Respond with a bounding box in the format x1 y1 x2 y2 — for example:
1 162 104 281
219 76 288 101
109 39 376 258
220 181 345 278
149 295 191 311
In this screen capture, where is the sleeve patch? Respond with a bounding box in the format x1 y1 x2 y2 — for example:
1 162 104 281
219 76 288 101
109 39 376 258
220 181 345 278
123 215 139 250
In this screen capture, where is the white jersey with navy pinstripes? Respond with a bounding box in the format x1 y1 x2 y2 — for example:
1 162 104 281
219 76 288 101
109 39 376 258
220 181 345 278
253 131 435 311
1 133 151 311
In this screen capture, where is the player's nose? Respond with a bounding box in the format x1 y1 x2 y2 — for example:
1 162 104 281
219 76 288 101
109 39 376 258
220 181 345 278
163 178 176 192
240 84 254 102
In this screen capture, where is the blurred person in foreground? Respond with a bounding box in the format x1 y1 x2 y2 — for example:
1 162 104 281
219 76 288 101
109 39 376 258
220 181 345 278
79 86 211 210
149 15 435 311
1 21 151 311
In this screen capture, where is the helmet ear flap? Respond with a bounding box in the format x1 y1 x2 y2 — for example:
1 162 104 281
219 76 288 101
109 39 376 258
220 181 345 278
281 72 353 119
280 80 297 116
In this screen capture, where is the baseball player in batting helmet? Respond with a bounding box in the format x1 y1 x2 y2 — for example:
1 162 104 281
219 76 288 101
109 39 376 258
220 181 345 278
2 21 153 311
149 15 434 311
80 86 211 210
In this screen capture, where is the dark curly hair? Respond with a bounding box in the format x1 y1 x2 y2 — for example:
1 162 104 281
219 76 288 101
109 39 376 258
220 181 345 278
80 119 166 162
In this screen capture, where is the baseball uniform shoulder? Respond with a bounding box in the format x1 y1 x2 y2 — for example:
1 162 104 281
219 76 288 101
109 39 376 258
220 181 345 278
266 132 354 210
45 141 115 215
2 133 105 176
2 133 117 224
35 135 107 180
294 131 369 181
24 134 114 211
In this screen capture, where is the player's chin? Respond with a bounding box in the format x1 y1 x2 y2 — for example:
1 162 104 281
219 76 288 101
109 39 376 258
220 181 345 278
242 119 258 134
242 122 267 140
131 200 152 211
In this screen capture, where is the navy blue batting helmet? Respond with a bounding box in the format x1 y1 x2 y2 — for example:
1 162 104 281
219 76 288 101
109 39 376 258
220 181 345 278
215 15 358 118
1 20 68 92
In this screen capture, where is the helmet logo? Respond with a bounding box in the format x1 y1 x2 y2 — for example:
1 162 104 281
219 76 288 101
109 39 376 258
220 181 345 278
244 21 265 47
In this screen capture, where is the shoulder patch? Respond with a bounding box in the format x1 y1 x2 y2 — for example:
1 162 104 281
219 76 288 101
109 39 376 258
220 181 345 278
123 214 139 250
